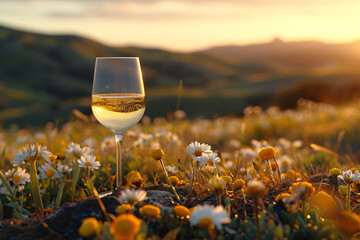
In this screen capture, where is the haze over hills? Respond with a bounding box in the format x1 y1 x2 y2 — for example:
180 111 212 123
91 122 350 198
0 25 359 127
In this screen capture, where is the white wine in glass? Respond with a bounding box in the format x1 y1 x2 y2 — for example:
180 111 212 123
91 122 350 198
91 57 145 188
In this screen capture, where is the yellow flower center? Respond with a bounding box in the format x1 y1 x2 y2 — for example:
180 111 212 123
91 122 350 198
5 173 11 180
194 149 203 156
199 217 213 228
49 155 57 162
13 175 21 184
127 197 137 205
207 159 214 166
73 152 81 159
85 162 92 167
45 169 55 178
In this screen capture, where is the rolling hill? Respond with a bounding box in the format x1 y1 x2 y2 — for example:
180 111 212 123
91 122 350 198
0 25 359 127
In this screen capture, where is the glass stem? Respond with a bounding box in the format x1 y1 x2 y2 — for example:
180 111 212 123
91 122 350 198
115 134 123 189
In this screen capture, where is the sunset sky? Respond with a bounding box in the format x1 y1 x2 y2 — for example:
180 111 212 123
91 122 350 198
0 0 359 51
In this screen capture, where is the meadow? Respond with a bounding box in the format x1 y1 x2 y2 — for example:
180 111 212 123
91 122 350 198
0 98 360 239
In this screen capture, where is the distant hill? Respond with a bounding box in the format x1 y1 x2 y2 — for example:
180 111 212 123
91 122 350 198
0 25 360 127
199 38 360 66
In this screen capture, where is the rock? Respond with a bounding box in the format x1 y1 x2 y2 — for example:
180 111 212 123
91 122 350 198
0 185 191 240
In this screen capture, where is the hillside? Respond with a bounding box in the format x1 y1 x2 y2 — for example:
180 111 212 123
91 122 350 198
0 25 360 127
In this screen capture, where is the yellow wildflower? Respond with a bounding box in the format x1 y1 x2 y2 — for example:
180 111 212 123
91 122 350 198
289 181 315 199
78 217 100 238
174 205 191 218
110 214 141 240
222 175 232 184
140 205 161 218
329 168 342 177
275 193 291 202
258 147 277 161
338 185 348 196
335 211 360 235
126 171 142 183
169 176 179 186
151 148 164 160
116 204 131 215
282 169 296 182
310 191 339 218
247 179 266 197
233 179 245 190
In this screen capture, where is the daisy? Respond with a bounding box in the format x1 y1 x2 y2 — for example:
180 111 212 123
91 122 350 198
239 148 257 158
39 162 60 179
9 167 30 186
227 139 241 149
251 139 270 151
224 160 233 169
78 154 100 170
174 110 186 119
118 188 147 205
165 166 178 174
13 144 52 166
197 152 220 167
82 138 97 149
101 136 115 154
187 141 212 159
190 204 230 230
57 164 72 175
278 155 294 173
247 179 266 197
209 175 227 194
66 142 93 159
338 170 360 184
133 133 153 148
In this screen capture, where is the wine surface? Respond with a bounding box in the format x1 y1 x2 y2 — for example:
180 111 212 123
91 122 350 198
91 94 145 134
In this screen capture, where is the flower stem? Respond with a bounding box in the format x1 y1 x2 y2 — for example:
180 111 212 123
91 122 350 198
216 194 222 206
71 161 81 202
347 183 351 211
55 177 65 208
255 198 262 240
273 157 282 179
267 160 276 186
29 160 44 210
0 170 14 198
159 159 181 203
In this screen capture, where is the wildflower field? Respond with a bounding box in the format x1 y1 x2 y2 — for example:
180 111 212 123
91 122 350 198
1 98 360 239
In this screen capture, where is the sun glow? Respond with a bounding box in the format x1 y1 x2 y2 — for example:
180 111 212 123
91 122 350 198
0 0 359 51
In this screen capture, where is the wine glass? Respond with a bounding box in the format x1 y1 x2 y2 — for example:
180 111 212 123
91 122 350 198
91 57 145 188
